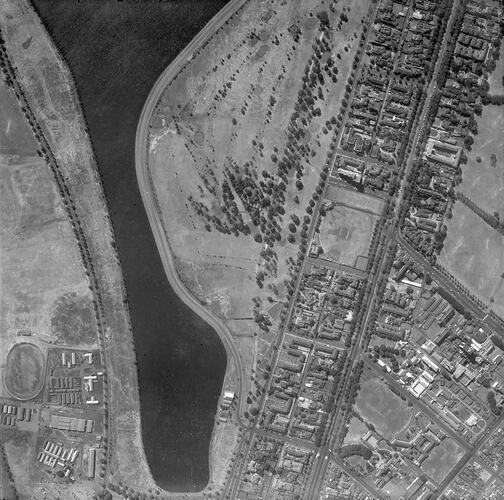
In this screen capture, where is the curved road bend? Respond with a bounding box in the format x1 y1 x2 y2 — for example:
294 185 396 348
135 0 250 430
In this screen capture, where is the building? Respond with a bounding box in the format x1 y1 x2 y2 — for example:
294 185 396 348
49 415 94 433
87 448 96 478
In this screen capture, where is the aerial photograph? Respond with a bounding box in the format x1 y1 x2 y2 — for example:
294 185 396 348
0 0 504 499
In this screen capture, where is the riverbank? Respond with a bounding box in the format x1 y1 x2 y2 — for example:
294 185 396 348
0 0 153 497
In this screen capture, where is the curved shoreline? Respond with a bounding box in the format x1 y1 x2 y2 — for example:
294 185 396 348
134 0 249 491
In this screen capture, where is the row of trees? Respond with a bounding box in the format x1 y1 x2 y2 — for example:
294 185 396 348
457 192 504 234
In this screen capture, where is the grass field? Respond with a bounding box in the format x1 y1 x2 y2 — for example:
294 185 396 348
382 477 411 499
489 40 504 95
4 343 45 400
355 378 412 440
343 416 368 445
457 104 504 216
318 205 377 267
50 292 96 345
421 438 465 484
0 75 97 359
439 201 504 317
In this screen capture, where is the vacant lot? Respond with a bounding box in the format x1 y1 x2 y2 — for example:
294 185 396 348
421 438 465 484
355 378 412 440
4 343 45 400
458 104 504 216
439 201 504 317
319 205 377 267
0 83 37 155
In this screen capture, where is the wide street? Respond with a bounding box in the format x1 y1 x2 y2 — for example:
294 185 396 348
221 0 486 497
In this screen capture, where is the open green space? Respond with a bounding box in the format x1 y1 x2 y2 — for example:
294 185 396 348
4 343 45 400
421 438 465 484
318 205 377 267
355 378 412 440
439 201 504 318
147 0 371 331
458 104 504 216
0 73 97 363
343 416 368 445
51 292 96 345
382 477 411 499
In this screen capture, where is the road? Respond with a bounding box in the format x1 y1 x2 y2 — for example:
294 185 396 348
396 232 504 336
134 0 252 489
433 410 504 498
305 0 464 496
394 0 460 217
304 222 394 499
136 0 251 402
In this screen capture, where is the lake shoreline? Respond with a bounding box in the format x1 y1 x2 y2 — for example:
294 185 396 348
134 0 250 492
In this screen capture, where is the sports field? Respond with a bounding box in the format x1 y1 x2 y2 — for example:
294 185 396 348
355 378 412 440
4 343 45 400
439 201 504 318
318 205 377 268
421 438 465 484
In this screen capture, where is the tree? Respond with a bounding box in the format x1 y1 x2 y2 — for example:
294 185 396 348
488 392 501 415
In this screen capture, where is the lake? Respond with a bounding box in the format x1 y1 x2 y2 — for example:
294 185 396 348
31 0 228 492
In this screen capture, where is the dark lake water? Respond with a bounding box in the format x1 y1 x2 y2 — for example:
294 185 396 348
31 0 228 492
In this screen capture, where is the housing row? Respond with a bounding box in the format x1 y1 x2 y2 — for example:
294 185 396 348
402 0 503 257
262 334 342 446
338 0 447 194
0 402 34 428
290 265 362 344
237 436 313 499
